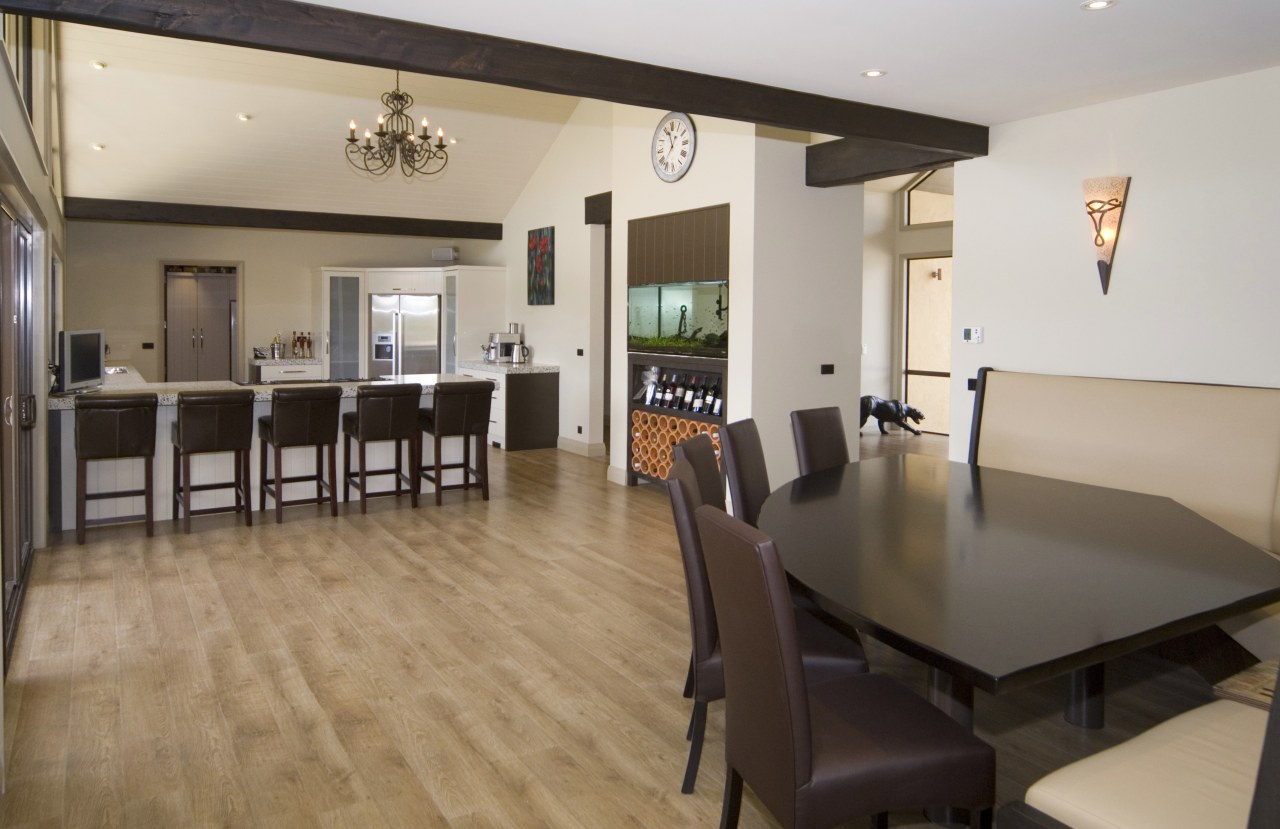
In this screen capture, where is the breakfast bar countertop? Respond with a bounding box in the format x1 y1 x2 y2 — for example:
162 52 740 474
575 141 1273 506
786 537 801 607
46 370 473 409
456 360 559 375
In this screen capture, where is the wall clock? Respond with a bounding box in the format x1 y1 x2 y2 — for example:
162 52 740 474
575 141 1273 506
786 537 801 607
652 112 696 182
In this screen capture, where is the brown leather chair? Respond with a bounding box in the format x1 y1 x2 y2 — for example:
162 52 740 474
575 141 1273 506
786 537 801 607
666 451 867 795
719 418 771 526
342 383 423 513
695 504 995 829
171 389 255 533
74 393 158 544
258 385 342 523
419 380 494 506
791 406 850 476
672 433 725 512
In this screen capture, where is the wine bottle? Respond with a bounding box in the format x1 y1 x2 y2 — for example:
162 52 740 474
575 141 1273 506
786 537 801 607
702 377 716 414
710 379 723 417
672 374 686 410
691 376 705 413
645 373 661 406
661 373 675 408
683 375 698 411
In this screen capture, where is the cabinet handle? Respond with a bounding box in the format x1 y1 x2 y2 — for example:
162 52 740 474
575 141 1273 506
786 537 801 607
191 328 196 348
200 328 205 348
2 396 11 427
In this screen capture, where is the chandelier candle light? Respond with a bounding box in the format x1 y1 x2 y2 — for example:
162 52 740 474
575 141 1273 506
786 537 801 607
345 71 452 177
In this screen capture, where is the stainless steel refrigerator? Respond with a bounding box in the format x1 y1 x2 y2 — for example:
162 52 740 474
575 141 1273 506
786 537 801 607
368 293 440 378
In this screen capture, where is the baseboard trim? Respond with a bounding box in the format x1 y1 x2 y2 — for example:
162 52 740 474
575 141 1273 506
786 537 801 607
557 437 606 458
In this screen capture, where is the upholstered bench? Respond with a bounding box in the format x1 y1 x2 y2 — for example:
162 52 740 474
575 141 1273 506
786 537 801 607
968 368 1280 659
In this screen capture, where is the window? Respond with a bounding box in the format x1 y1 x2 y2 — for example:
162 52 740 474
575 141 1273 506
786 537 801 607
904 167 954 226
2 14 32 118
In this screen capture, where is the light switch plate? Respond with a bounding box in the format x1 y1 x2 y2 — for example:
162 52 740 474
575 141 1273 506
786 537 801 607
962 326 984 344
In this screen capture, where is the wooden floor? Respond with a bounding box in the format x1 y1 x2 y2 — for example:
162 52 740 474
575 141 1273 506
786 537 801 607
0 437 1214 827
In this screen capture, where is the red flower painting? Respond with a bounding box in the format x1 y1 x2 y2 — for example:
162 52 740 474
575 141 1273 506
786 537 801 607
528 226 555 305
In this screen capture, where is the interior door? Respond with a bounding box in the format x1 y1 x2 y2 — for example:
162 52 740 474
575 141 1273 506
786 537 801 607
195 273 233 381
903 256 952 435
165 271 197 381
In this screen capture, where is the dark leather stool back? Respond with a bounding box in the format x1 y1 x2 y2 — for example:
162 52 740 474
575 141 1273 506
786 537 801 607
76 393 158 460
791 406 850 476
260 385 341 447
346 383 422 441
174 390 254 453
425 381 494 437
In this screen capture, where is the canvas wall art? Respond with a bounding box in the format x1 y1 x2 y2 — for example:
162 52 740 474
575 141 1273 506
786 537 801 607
528 227 555 305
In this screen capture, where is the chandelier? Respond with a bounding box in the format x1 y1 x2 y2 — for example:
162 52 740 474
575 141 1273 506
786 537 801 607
345 72 452 177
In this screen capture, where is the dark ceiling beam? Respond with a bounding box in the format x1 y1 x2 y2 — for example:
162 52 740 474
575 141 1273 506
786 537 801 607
63 198 503 239
806 137 973 187
2 0 988 158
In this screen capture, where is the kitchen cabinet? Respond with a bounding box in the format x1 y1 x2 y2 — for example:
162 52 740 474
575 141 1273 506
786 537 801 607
257 363 322 382
316 265 505 380
456 365 559 450
165 269 236 382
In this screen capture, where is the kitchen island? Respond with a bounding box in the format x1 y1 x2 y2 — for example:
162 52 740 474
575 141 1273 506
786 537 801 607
455 360 560 450
47 370 481 532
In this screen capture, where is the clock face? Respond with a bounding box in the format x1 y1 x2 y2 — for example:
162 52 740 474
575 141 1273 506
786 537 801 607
652 112 696 182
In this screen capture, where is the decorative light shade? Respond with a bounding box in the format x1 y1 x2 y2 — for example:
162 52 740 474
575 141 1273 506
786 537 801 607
345 71 451 178
1083 176 1130 295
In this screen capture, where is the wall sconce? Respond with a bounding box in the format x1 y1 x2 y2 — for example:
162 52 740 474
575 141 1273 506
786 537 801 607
1083 176 1131 295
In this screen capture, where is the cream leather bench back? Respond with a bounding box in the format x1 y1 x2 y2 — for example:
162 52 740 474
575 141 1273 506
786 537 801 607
969 368 1280 657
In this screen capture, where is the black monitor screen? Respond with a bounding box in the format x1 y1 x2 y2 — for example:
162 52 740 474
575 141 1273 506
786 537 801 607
68 332 102 385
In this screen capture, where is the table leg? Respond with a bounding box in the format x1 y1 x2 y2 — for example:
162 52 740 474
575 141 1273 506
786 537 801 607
925 668 975 828
1066 663 1105 729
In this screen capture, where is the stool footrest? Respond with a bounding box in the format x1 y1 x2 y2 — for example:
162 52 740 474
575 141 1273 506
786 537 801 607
86 488 148 501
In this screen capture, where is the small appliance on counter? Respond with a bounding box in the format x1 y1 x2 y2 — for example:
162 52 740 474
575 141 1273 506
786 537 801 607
484 323 526 363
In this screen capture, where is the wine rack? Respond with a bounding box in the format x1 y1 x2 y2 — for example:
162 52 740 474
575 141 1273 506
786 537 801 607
627 352 727 485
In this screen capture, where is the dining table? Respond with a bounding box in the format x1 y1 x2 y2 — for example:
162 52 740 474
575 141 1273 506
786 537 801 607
758 454 1280 731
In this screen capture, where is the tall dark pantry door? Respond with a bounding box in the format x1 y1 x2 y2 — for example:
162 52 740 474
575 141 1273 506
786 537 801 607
165 266 237 382
0 204 35 664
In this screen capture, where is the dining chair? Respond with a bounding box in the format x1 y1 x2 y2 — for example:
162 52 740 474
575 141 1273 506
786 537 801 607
694 504 995 829
719 418 771 526
672 433 724 512
790 406 850 476
665 455 867 795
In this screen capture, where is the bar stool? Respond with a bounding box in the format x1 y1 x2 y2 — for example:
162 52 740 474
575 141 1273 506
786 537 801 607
171 389 255 533
419 380 495 505
74 393 158 545
342 382 423 513
258 386 342 523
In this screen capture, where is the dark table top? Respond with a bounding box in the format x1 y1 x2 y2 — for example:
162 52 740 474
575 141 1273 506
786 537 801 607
759 455 1280 694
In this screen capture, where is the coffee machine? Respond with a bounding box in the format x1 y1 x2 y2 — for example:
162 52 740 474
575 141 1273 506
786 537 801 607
484 324 527 363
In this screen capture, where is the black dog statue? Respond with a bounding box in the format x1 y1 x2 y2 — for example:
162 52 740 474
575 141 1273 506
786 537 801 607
859 395 925 436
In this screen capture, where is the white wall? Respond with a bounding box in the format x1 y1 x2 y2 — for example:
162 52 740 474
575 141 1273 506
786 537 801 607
65 221 499 381
752 129 862 483
501 98 613 453
951 66 1280 456
607 108 758 481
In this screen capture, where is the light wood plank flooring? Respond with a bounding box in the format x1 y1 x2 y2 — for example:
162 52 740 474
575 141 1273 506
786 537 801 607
1 442 1212 827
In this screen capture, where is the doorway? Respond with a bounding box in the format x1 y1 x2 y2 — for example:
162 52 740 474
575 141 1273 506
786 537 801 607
1 202 36 665
164 264 239 382
903 255 951 435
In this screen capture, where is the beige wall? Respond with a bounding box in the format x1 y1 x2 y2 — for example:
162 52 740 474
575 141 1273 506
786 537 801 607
951 65 1280 454
65 221 500 381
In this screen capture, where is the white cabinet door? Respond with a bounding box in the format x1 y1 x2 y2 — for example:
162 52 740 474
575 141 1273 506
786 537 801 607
316 269 365 380
367 269 429 294
458 367 504 446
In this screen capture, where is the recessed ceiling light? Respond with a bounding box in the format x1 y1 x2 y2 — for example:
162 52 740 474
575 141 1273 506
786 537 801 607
91 60 107 70
1081 0 1116 10
91 143 105 151
861 69 887 79
237 112 252 122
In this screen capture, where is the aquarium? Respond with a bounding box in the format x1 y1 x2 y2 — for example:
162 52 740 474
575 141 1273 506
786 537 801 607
627 281 728 357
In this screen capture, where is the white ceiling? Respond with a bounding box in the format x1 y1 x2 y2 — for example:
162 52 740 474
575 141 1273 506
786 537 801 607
57 0 1280 223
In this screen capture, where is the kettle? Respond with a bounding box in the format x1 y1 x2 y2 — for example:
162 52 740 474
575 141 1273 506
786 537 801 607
512 344 529 364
